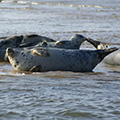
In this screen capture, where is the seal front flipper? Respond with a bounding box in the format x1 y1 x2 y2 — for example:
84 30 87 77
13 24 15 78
32 48 50 57
29 65 41 72
55 40 67 45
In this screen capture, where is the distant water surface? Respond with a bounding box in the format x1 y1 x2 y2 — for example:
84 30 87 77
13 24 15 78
0 0 120 120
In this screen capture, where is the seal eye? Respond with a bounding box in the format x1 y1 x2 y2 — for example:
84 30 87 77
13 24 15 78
14 65 17 67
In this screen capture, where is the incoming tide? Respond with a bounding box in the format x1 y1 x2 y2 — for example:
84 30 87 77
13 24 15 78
0 0 120 120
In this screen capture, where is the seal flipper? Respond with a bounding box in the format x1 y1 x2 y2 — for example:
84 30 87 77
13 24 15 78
97 47 118 61
55 40 67 45
30 65 41 72
32 48 50 57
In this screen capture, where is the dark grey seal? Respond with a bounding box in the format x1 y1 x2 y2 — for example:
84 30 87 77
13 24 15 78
0 35 23 49
0 35 23 62
21 34 55 44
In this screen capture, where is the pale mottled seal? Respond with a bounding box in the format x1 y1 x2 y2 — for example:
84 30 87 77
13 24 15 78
104 49 120 66
7 47 118 72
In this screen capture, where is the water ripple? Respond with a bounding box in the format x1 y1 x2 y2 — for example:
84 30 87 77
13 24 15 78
2 0 120 10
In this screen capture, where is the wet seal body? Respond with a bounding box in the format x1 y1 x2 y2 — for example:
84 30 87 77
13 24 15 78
7 47 118 72
104 49 120 66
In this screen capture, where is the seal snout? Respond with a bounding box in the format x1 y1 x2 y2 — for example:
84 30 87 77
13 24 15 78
6 48 14 57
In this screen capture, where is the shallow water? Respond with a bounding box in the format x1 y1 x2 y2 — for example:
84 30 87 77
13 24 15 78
0 0 120 120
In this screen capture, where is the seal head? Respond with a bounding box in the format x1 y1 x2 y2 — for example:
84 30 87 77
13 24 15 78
87 38 111 50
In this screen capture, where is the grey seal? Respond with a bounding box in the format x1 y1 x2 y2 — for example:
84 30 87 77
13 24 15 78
20 34 87 49
0 35 23 49
0 35 23 62
35 34 87 49
0 34 87 62
7 47 118 72
21 34 55 44
104 49 120 66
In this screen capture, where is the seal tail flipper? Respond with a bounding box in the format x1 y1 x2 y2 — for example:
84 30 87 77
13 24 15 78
87 38 111 50
97 47 118 61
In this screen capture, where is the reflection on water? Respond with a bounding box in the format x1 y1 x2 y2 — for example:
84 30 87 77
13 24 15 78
0 0 120 120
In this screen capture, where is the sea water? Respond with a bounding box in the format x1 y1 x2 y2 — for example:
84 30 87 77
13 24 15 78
0 0 120 119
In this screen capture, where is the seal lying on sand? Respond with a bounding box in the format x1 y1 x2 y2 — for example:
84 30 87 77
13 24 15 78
0 35 23 49
21 34 55 44
0 34 93 62
34 34 87 49
0 35 23 62
7 47 118 72
104 49 120 66
20 34 87 49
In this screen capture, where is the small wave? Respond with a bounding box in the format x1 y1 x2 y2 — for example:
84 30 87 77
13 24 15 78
2 0 120 10
0 72 25 76
57 109 97 118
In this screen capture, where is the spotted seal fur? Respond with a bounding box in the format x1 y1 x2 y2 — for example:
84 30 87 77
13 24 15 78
0 34 91 62
7 47 118 72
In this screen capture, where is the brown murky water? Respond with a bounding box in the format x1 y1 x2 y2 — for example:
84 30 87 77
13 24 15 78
0 0 120 119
